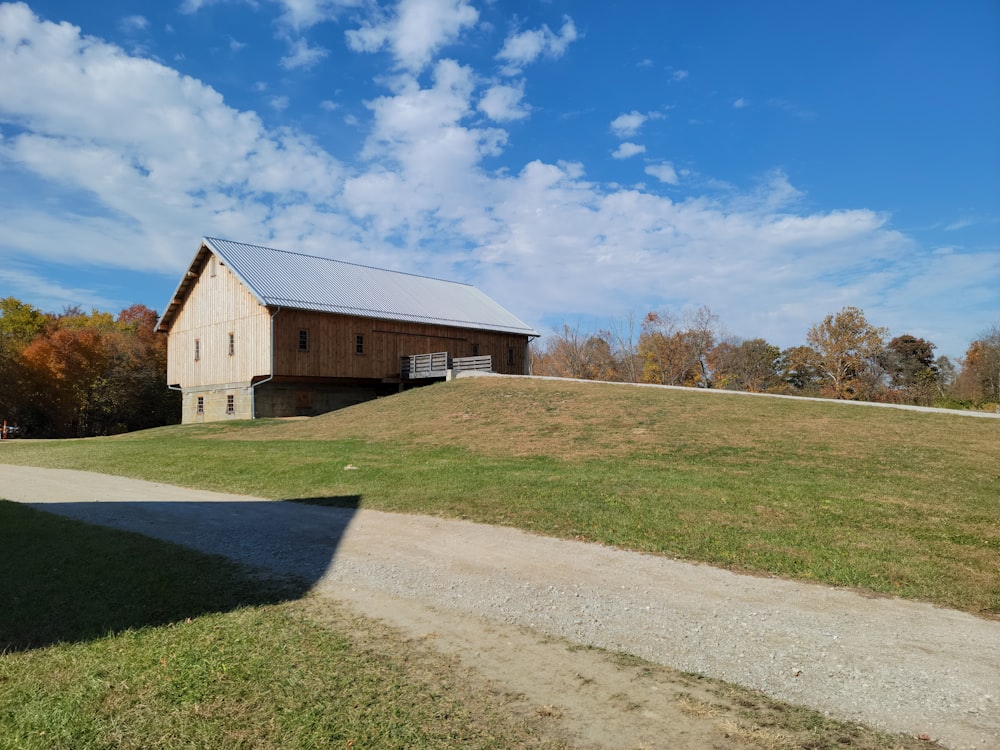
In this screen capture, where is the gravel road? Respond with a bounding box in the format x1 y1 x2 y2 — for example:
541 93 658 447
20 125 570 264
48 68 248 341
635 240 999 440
3 463 997 749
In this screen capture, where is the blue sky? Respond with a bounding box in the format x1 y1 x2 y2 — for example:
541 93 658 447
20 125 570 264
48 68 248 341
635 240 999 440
0 0 997 360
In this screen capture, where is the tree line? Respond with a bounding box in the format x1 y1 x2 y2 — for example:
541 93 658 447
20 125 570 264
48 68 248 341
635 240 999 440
2 295 997 438
531 306 1000 411
0 297 180 438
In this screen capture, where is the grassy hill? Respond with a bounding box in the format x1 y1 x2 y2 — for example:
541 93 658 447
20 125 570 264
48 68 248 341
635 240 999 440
2 375 998 616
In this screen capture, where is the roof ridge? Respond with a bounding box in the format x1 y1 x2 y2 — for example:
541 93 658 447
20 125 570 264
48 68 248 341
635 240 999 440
203 237 476 288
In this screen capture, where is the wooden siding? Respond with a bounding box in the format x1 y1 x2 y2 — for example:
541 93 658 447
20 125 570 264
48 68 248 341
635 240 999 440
165 257 271 387
273 310 530 380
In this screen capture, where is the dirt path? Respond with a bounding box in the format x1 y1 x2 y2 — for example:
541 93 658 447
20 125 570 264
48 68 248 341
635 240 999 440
3 464 997 749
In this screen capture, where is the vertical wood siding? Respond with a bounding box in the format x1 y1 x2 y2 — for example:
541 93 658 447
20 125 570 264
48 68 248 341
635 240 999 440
273 310 530 379
165 258 271 386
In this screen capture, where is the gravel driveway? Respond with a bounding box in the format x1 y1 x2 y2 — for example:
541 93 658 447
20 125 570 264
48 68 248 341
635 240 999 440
3 463 997 749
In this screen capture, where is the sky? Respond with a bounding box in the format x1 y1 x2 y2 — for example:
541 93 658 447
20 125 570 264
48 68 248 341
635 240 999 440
0 1 998 360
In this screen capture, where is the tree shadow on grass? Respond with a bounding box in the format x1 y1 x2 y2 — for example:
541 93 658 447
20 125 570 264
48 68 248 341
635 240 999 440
0 496 360 653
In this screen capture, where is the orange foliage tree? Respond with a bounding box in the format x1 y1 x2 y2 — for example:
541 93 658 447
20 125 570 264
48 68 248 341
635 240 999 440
9 301 178 437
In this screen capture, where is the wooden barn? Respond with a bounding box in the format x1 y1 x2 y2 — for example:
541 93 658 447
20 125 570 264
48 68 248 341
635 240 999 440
156 238 539 423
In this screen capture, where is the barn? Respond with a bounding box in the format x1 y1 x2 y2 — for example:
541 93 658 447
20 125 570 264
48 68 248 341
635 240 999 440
156 238 539 423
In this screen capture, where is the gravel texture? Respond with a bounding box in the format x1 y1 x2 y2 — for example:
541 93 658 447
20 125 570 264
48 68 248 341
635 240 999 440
3 463 998 749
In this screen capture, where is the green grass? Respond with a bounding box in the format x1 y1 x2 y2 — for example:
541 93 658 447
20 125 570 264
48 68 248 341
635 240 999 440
0 502 560 750
2 376 998 616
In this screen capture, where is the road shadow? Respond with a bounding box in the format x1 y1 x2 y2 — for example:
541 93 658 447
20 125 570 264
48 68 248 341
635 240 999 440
1 496 360 653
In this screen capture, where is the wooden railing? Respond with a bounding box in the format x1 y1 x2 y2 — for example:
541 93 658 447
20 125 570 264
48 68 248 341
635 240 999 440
401 352 450 379
452 355 493 373
401 353 493 379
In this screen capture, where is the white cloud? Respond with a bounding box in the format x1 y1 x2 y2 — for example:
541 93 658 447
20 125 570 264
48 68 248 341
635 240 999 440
178 0 210 13
270 95 290 110
496 15 577 74
280 37 329 69
274 0 362 31
119 15 149 33
612 142 645 159
610 110 663 138
672 69 689 82
733 97 749 108
346 0 478 73
478 81 529 122
0 3 343 273
180 0 362 31
320 99 338 111
610 111 646 138
645 162 678 184
229 36 247 53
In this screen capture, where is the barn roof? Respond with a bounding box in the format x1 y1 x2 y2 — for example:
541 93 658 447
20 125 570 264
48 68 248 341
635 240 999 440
157 237 539 337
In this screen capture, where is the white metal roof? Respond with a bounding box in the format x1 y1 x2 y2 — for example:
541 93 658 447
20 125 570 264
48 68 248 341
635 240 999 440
158 237 539 336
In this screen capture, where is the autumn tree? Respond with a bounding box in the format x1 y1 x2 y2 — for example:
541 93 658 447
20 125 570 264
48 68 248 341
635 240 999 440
20 325 112 437
532 325 619 381
709 338 782 392
12 302 179 437
805 307 888 399
955 323 1000 405
639 306 720 387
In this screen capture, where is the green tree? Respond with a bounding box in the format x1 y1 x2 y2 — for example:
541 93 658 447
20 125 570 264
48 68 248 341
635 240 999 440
880 334 938 405
777 345 823 395
709 338 782 392
0 297 48 347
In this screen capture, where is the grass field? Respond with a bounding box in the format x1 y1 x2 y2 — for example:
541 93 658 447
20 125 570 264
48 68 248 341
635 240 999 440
1 500 934 750
3 376 997 616
3 375 990 748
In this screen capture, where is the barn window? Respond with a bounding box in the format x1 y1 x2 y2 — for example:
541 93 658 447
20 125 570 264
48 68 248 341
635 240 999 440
298 329 310 352
355 334 365 355
226 395 235 414
210 257 217 277
194 339 201 361
508 347 515 366
471 343 479 356
228 332 235 357
196 396 204 414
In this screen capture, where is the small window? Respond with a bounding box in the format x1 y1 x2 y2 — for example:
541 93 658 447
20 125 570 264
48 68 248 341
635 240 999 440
355 334 364 355
228 332 235 357
194 339 201 362
298 329 310 352
196 396 204 414
210 257 217 277
471 343 479 356
508 347 515 366
226 394 235 415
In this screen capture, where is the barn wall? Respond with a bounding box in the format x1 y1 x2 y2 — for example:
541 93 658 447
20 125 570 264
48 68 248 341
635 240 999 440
253 381 397 418
179 382 255 423
166 254 271 388
273 310 531 379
